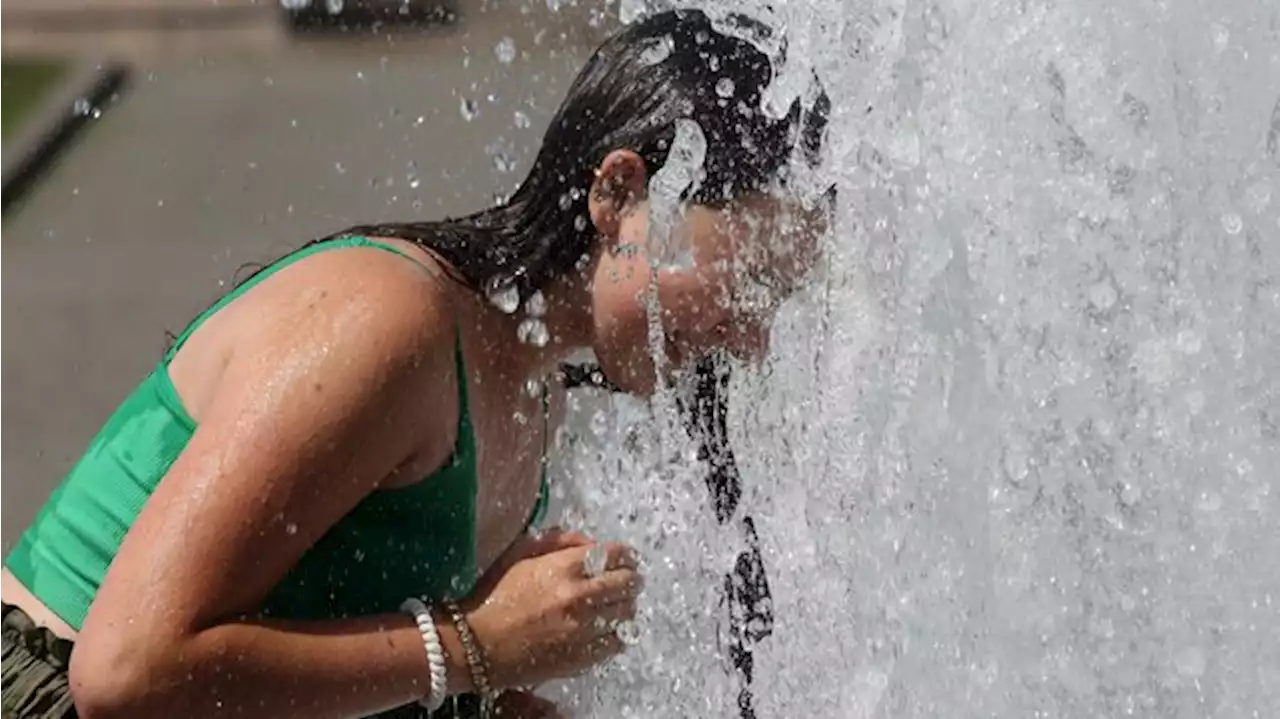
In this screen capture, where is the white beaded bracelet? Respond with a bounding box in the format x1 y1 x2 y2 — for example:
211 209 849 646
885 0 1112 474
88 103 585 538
399 597 448 712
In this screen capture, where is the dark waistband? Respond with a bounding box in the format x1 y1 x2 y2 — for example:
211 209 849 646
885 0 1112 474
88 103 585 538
3 602 75 666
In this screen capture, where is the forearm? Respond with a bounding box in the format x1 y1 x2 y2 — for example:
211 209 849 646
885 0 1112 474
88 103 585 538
77 613 477 719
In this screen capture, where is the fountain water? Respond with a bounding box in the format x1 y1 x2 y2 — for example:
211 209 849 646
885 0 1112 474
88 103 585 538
540 1 1280 716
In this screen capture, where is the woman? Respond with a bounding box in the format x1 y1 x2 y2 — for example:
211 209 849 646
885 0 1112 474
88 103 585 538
2 9 830 718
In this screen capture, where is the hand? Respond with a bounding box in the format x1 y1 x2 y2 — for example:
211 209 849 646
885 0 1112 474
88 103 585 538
462 528 644 689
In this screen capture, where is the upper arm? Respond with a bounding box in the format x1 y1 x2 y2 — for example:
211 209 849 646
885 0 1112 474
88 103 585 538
81 256 456 642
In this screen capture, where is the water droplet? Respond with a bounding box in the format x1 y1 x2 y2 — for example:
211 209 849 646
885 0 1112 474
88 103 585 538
1195 491 1223 512
285 522 298 535
590 410 609 437
558 192 573 211
525 290 547 317
1212 24 1230 53
583 544 607 577
1121 484 1142 504
525 378 544 399
1176 330 1203 354
614 619 642 645
517 318 550 347
513 110 531 129
494 36 517 64
640 35 674 65
487 283 520 314
492 152 515 173
334 162 347 175
1088 282 1117 311
1221 212 1243 234
715 77 735 98
1245 180 1272 211
460 97 478 121
1185 389 1206 415
1175 647 1206 677
73 98 94 116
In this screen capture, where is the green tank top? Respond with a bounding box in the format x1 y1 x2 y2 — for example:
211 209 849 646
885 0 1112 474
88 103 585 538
5 237 549 630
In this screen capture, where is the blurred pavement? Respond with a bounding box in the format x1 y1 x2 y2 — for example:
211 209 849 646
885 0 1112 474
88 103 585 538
2 0 621 544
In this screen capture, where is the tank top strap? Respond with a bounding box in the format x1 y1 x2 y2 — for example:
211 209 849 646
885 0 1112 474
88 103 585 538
526 383 552 528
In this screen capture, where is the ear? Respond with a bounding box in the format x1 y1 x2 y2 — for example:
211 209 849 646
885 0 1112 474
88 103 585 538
587 149 647 243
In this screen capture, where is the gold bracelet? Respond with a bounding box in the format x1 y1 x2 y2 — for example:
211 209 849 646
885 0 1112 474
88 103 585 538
441 598 496 717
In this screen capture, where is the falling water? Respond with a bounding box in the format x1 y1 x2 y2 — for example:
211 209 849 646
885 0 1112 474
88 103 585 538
541 0 1280 716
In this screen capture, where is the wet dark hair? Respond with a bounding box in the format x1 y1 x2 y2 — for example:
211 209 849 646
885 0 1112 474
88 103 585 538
329 7 829 304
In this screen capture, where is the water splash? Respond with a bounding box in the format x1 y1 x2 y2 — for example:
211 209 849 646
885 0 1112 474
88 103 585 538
460 97 479 121
487 282 520 314
548 0 1280 717
646 118 707 269
518 318 550 347
495 37 518 65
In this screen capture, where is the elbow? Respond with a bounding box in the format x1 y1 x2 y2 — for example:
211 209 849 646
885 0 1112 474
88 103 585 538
69 631 172 719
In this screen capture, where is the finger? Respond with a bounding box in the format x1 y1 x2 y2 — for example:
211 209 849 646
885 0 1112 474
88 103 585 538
585 632 626 662
562 541 640 575
508 528 594 566
536 527 594 551
590 598 638 625
583 568 645 604
603 542 640 572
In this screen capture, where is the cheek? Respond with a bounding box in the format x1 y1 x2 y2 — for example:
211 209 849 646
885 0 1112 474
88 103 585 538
591 257 647 334
589 256 656 390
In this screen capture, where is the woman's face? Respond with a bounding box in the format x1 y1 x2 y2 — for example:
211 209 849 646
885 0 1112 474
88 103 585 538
587 166 830 394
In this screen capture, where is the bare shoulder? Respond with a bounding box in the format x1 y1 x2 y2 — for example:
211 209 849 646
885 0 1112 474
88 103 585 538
240 241 457 370
194 240 466 482
171 240 462 427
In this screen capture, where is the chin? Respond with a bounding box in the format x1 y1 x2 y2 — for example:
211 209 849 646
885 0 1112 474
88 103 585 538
591 318 663 397
590 282 658 396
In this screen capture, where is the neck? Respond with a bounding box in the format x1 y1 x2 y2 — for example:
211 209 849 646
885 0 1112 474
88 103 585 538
539 266 598 358
466 257 599 380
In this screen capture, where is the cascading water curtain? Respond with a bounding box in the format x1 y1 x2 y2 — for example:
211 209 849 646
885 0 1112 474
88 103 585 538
555 0 1278 716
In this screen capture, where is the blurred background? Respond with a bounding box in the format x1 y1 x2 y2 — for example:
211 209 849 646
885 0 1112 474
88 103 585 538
2 0 622 545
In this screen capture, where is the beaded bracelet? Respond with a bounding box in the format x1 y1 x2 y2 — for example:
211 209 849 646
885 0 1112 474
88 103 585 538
441 598 497 717
399 597 449 712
